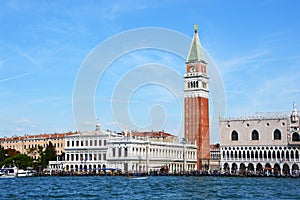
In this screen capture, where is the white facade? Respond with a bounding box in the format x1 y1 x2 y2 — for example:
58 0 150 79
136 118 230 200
107 137 197 173
53 126 197 174
220 105 300 176
63 129 112 173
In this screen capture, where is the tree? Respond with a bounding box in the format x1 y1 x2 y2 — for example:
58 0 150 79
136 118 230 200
11 154 33 169
44 142 57 162
0 154 33 169
38 142 57 168
0 146 6 162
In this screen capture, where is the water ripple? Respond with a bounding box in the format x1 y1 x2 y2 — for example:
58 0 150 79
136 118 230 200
0 176 299 199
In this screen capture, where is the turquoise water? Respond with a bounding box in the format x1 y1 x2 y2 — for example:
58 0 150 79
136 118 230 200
0 176 299 199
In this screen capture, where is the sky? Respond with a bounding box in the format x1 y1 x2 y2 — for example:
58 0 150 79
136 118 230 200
0 0 300 143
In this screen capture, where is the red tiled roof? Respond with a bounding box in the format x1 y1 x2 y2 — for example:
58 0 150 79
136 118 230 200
131 131 176 138
0 132 77 141
210 144 220 149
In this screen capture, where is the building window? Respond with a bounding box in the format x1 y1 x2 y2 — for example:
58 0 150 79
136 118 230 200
103 153 106 160
231 130 238 141
124 148 128 157
252 130 259 140
292 132 300 141
118 148 122 157
99 140 102 146
273 129 281 140
104 140 106 146
81 141 83 146
94 140 97 146
112 148 116 157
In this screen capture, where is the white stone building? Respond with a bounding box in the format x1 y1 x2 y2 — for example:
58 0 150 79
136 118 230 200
51 123 197 174
107 136 197 173
62 123 112 173
219 104 300 176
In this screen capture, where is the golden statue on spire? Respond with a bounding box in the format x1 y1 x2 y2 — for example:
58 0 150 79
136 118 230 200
194 24 198 32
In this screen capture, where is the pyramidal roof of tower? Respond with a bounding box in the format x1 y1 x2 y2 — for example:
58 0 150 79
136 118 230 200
186 25 206 63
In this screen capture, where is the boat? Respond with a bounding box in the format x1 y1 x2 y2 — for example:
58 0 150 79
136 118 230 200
128 176 148 180
17 168 36 177
0 167 17 178
126 172 148 180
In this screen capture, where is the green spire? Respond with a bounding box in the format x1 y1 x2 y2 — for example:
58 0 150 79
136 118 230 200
186 25 206 63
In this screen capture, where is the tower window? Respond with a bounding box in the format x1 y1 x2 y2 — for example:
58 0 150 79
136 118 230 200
273 129 281 140
251 130 259 140
231 131 238 141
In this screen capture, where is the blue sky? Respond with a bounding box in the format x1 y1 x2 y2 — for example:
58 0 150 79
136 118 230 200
0 0 300 143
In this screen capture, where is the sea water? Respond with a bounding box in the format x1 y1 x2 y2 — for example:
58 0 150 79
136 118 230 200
0 176 299 199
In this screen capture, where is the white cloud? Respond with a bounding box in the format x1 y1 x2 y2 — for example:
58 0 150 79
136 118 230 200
220 51 269 73
100 0 151 20
83 120 96 126
0 72 33 83
15 46 41 71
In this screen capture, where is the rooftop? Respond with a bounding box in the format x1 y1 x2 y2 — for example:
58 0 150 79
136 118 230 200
219 111 296 121
0 132 76 142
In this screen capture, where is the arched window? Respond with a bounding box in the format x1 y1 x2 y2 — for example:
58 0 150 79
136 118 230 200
273 129 281 140
292 132 300 141
252 130 259 140
231 130 238 141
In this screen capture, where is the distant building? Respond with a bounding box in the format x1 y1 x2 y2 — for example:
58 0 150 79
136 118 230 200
130 131 178 143
107 134 197 173
55 123 197 174
61 124 112 173
209 144 220 172
0 132 75 160
220 104 300 176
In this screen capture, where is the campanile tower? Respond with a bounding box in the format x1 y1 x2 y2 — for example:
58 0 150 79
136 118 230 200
184 25 210 170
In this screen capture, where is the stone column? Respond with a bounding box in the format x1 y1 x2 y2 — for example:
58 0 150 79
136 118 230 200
146 143 150 174
183 142 187 172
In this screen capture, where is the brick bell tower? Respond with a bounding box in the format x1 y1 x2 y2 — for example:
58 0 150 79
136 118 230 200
184 25 210 170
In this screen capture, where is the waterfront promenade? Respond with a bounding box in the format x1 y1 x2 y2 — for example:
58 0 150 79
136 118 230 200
38 169 300 178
